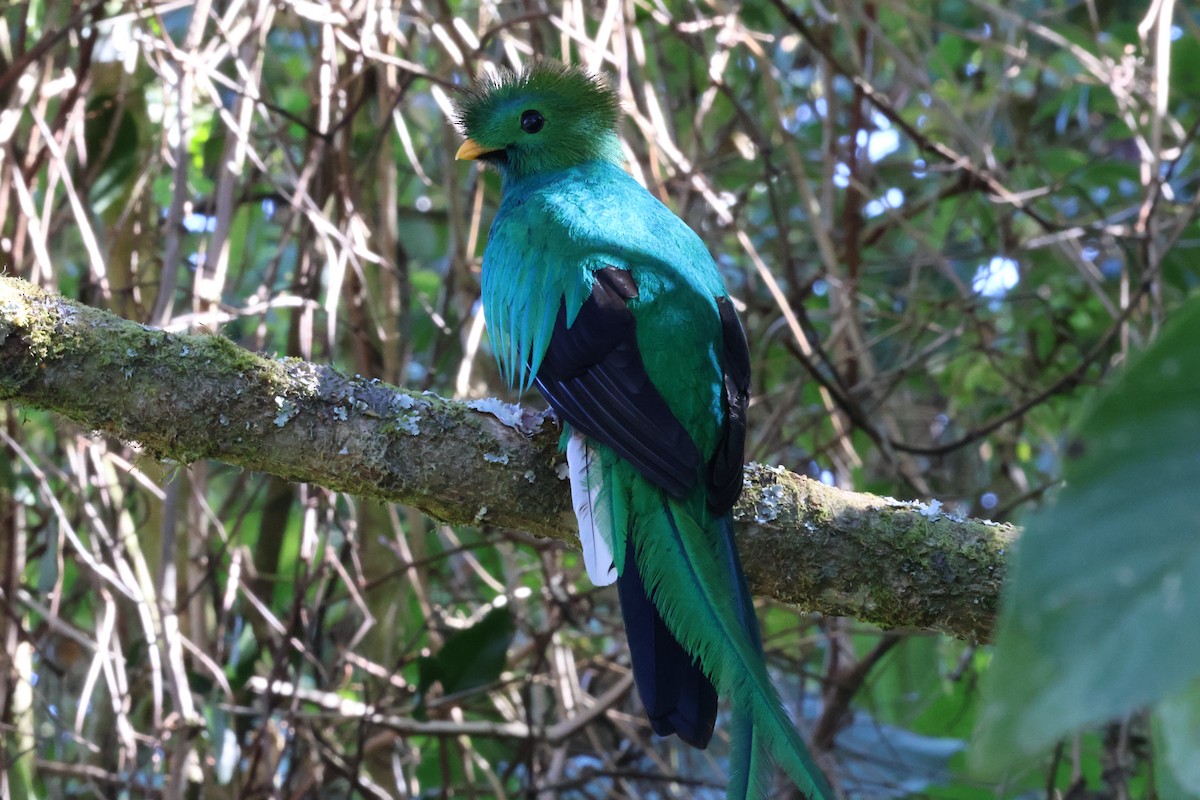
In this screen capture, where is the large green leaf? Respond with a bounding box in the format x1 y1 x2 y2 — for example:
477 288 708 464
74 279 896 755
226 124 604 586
1156 680 1200 796
975 293 1200 771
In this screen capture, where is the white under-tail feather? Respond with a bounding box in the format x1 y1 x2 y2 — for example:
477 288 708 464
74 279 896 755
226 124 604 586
567 431 617 586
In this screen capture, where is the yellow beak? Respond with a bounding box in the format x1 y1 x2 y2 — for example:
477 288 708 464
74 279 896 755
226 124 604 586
456 138 501 161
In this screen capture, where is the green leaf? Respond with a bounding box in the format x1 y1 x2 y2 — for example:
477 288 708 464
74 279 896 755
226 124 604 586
84 94 141 213
866 636 945 728
1171 34 1200 97
975 293 1200 772
932 34 968 78
417 605 515 704
1155 679 1200 796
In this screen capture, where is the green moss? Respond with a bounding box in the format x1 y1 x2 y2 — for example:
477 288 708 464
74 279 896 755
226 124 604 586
205 332 262 370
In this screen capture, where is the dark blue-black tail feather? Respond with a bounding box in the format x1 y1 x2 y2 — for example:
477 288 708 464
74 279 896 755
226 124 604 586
616 533 717 748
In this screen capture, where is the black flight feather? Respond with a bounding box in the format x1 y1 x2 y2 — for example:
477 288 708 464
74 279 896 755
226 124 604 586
535 267 702 498
616 522 718 748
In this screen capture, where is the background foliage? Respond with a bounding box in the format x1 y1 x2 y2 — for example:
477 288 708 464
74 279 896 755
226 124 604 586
1 0 1198 797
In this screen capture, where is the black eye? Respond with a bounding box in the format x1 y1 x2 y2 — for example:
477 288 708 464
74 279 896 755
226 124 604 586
520 109 545 134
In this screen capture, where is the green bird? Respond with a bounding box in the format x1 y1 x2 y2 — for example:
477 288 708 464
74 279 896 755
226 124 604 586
456 62 833 800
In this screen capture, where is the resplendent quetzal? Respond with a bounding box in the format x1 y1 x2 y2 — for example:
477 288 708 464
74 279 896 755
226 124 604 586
456 61 833 800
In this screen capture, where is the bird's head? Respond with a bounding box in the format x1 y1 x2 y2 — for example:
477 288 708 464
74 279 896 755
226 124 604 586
455 62 623 180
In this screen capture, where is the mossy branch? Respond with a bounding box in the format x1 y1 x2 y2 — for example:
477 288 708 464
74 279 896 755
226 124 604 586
0 276 1015 641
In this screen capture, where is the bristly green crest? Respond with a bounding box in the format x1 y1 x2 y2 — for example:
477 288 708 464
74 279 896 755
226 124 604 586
456 61 623 177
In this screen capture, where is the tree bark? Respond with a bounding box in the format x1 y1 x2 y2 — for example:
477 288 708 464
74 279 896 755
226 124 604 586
0 276 1015 641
